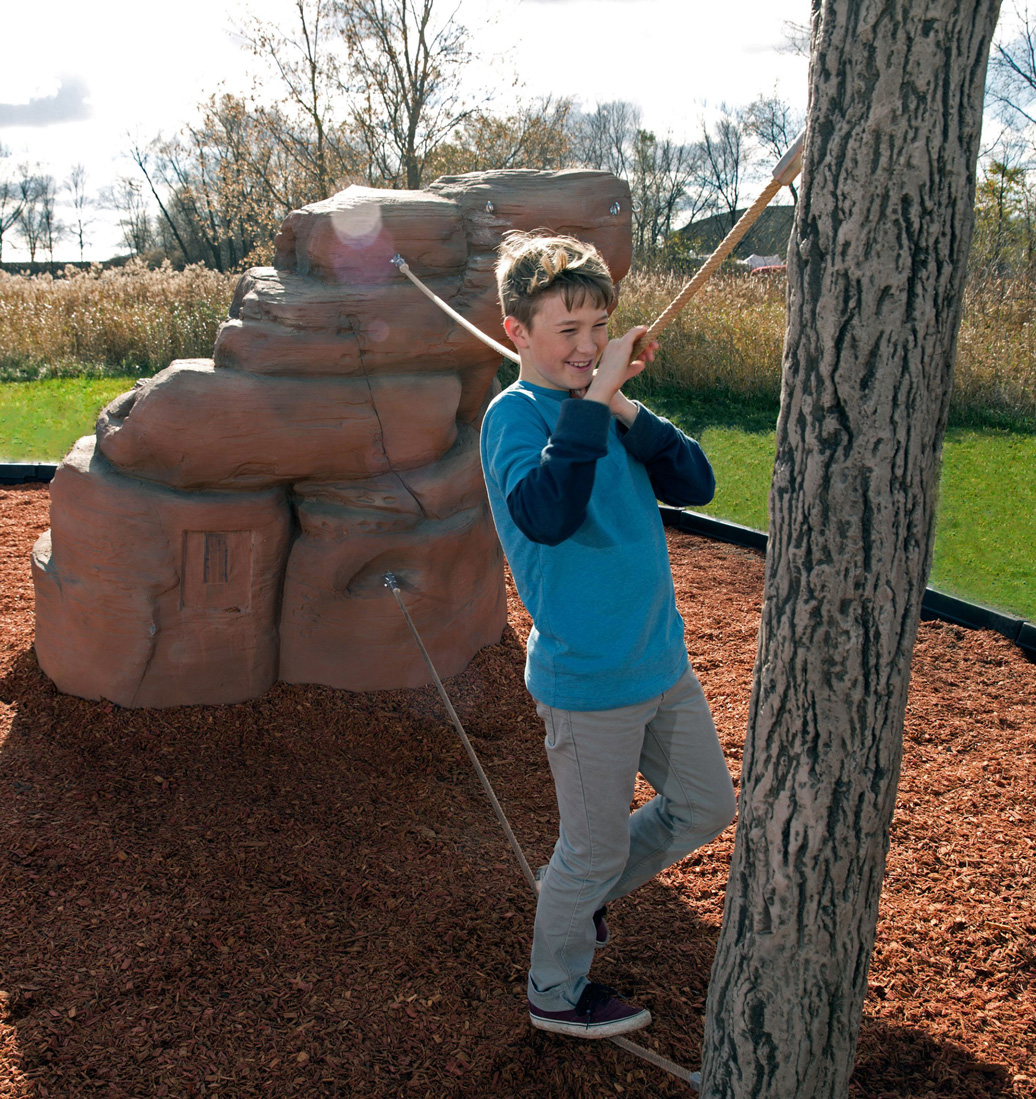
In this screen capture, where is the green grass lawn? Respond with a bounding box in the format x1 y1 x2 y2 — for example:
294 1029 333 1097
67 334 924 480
2 377 1033 623
643 391 1036 623
931 427 1036 620
687 423 1036 622
0 375 137 463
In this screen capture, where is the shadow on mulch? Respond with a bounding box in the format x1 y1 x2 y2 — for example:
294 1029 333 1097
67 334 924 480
853 1026 1015 1099
0 644 709 1099
0 644 1024 1099
2 484 1034 1098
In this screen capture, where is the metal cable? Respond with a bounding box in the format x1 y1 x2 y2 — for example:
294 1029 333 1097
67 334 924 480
384 572 702 1091
384 573 537 893
611 1037 702 1089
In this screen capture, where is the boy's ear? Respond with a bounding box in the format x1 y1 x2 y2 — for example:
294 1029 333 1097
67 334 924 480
504 315 530 349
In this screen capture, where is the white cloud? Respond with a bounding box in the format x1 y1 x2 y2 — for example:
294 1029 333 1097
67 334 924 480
0 78 93 127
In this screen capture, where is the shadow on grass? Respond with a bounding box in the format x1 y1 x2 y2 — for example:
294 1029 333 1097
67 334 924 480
631 383 1036 440
629 384 781 437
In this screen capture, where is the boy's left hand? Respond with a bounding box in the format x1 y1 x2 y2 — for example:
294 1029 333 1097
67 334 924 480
571 326 658 427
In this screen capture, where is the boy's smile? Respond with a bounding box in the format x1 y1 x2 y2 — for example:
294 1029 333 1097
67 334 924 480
505 294 610 393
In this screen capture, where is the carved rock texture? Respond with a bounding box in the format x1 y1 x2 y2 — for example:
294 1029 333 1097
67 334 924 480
33 169 632 707
96 361 462 490
279 427 505 691
32 437 292 707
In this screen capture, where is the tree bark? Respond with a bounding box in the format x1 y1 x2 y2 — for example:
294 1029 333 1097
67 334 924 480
699 2 1001 1097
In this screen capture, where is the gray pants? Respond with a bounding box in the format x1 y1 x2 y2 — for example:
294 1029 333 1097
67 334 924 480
529 665 736 1011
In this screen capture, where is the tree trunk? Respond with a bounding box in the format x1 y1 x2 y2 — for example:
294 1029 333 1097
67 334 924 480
699 2 1001 1097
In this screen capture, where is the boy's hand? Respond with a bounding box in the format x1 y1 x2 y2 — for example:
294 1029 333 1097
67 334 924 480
573 326 658 426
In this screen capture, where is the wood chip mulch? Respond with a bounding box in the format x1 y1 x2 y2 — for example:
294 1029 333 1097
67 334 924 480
1 483 1033 1099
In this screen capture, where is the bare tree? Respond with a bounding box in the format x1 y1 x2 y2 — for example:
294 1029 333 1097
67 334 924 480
698 2 1002 1097
244 0 357 198
101 176 154 256
129 82 356 271
699 107 752 231
628 130 708 262
574 99 643 179
0 145 25 263
66 164 93 262
17 171 46 262
573 101 708 263
778 20 812 57
133 94 313 270
988 3 1036 126
130 141 192 262
743 91 805 201
426 96 575 176
337 0 481 188
38 175 62 262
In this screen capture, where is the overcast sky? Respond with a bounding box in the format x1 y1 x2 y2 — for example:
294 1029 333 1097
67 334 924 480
2 0 812 262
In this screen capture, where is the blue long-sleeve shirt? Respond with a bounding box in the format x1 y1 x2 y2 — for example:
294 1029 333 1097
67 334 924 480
480 380 715 710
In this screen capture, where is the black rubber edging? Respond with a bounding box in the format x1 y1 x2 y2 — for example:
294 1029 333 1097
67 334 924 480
3 475 1031 661
0 463 56 485
660 505 1036 661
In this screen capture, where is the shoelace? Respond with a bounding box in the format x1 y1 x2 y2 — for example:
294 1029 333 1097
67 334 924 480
575 982 622 1023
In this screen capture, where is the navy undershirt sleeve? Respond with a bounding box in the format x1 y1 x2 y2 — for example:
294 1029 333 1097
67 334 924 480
505 398 611 545
619 401 716 507
505 398 714 545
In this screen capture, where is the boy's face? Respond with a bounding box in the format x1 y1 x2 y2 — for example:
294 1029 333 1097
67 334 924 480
504 293 609 393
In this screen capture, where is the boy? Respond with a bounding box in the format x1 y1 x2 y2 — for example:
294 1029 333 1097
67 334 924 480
479 232 736 1039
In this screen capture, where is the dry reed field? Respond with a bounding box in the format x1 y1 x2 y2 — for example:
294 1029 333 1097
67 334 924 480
1 263 1034 424
953 278 1036 421
1 484 1034 1099
613 271 787 401
0 262 236 379
614 269 1036 423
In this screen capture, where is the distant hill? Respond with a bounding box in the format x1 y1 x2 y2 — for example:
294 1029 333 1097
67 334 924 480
0 259 104 277
0 255 137 277
677 204 796 261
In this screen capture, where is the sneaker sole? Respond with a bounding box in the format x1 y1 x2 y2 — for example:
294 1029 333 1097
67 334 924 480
529 1008 651 1039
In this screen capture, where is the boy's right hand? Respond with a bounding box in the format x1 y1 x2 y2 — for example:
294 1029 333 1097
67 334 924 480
581 326 657 423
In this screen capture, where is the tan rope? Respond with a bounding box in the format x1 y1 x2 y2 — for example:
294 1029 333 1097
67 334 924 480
391 255 520 364
639 175 783 347
634 130 804 359
393 131 802 393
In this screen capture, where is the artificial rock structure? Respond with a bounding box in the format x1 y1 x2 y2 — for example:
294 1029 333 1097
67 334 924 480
32 169 633 707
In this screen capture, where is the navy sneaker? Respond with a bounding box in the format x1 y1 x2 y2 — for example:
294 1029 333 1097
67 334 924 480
529 982 650 1039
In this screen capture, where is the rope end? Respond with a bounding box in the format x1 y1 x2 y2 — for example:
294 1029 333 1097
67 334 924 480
772 132 805 187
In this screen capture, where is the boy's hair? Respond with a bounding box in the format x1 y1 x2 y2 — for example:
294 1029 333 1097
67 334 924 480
495 231 615 328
